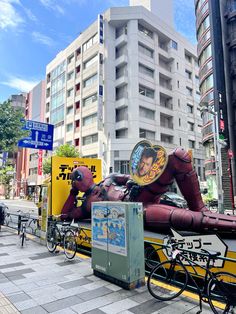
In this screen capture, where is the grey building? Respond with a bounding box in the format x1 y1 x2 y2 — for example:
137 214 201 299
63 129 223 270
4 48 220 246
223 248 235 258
46 0 205 178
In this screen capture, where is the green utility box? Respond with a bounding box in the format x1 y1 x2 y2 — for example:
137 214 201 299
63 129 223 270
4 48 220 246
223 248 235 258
91 202 145 289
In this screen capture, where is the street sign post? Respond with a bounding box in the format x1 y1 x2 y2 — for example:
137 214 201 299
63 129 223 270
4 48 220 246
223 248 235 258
18 120 54 151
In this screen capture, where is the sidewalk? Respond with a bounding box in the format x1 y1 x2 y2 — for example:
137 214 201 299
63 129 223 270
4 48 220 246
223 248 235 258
0 226 212 314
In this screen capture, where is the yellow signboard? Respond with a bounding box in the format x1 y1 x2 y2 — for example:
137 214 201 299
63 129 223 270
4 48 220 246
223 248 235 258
51 157 102 216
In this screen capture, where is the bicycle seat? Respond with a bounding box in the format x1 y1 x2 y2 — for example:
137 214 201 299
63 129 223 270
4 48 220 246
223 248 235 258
200 249 221 258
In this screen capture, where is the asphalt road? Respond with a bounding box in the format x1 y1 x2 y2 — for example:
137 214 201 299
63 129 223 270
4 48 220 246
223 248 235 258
1 199 38 216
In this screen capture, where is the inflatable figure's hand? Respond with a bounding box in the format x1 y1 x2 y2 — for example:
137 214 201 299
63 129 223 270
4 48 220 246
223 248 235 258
126 179 137 190
70 183 79 196
129 184 141 201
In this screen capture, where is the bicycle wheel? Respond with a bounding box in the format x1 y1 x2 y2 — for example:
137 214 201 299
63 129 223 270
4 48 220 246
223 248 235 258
64 229 77 259
147 259 188 301
208 271 236 314
46 225 60 253
145 245 160 270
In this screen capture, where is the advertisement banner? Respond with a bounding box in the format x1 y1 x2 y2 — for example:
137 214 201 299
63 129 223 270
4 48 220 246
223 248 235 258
38 150 43 175
51 157 102 215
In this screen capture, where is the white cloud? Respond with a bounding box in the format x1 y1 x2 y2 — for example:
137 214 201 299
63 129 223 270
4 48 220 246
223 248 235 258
0 0 24 30
24 7 37 22
39 0 65 15
2 77 40 92
32 31 55 46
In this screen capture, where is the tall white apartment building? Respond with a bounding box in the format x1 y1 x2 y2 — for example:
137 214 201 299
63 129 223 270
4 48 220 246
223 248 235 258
46 0 205 178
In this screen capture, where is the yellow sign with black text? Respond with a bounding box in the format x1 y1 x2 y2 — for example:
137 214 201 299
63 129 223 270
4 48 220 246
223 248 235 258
51 157 102 216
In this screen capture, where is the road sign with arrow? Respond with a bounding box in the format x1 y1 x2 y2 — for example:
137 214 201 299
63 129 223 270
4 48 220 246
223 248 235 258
163 229 228 267
18 120 54 151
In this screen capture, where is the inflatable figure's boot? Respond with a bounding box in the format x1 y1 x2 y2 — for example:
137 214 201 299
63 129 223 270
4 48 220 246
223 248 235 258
170 148 208 212
144 204 236 236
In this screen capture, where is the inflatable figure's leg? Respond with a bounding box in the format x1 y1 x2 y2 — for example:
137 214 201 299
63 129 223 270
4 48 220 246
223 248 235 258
159 148 208 212
144 204 236 235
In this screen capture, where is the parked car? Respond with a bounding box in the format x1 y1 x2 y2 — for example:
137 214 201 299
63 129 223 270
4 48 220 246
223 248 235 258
159 192 188 208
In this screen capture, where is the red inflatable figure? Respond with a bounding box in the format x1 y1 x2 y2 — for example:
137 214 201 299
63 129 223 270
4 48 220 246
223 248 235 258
61 147 236 237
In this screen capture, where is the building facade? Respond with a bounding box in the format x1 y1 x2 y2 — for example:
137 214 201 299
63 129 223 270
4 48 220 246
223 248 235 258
195 0 235 210
46 0 205 179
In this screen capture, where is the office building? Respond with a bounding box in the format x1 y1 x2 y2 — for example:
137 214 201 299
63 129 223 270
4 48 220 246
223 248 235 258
46 0 205 178
195 0 235 210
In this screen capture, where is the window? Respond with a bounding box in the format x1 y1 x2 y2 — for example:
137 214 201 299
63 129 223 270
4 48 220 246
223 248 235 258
161 133 173 144
179 118 181 126
138 43 153 58
83 54 98 69
83 73 97 88
83 93 97 107
116 65 127 79
187 103 193 113
138 24 153 38
200 73 213 95
67 88 74 97
139 85 154 99
160 113 173 129
114 160 130 174
115 25 127 38
82 113 97 126
67 71 74 81
67 53 74 64
185 70 192 80
186 87 193 96
185 53 192 63
67 106 73 115
116 107 128 122
171 40 178 50
82 33 98 52
66 123 73 132
140 106 155 120
139 128 155 140
82 133 98 145
115 44 127 58
116 85 127 100
139 63 154 78
199 44 212 67
188 122 194 131
188 140 195 148
116 128 128 138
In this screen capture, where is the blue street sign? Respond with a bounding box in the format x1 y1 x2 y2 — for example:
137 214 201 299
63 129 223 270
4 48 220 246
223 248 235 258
18 120 54 151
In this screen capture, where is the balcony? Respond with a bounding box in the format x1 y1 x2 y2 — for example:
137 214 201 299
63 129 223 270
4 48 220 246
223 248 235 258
226 31 236 49
225 5 236 22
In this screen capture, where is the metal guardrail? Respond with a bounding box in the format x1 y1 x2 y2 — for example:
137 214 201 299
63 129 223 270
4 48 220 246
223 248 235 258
4 212 41 237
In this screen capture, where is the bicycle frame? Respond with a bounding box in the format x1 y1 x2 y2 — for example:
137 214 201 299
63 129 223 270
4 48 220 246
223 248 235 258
168 245 232 313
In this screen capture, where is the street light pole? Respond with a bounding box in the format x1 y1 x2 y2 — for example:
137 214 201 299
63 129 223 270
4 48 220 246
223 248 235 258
212 110 224 213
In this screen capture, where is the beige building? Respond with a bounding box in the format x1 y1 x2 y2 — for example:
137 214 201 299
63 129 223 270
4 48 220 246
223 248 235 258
46 0 205 178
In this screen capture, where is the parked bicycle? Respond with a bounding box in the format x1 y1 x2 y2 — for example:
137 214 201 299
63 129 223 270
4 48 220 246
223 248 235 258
147 236 236 314
17 211 30 247
46 216 77 260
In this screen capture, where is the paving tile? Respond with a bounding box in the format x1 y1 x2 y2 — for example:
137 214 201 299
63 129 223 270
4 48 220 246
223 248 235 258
50 309 77 314
4 268 35 278
77 286 113 301
21 306 48 314
0 262 24 269
100 298 139 314
0 253 9 256
14 298 38 311
59 278 92 289
84 310 105 314
128 299 168 314
7 292 31 303
42 295 83 312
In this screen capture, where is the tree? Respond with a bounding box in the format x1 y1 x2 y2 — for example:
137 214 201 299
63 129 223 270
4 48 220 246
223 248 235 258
0 165 14 199
0 101 27 152
43 144 80 175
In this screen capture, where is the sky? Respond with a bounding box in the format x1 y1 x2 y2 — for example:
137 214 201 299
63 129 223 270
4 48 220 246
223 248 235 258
0 0 196 103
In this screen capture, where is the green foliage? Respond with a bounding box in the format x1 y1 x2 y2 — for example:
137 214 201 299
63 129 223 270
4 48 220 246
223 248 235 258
43 144 80 175
0 101 28 152
0 165 14 199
